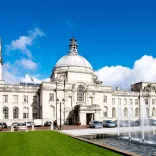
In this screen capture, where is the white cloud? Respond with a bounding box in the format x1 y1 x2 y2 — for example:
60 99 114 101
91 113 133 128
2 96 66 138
3 54 156 89
20 74 50 84
3 64 50 84
15 59 38 70
96 55 156 90
6 28 45 58
3 62 19 84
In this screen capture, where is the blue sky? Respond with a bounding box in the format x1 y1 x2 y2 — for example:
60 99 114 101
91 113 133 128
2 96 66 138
1 0 156 88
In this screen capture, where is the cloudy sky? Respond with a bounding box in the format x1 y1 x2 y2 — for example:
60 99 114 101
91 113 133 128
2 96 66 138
1 0 156 89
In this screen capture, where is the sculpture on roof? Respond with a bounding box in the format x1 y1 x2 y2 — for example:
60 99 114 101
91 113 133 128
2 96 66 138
68 37 78 55
144 84 156 91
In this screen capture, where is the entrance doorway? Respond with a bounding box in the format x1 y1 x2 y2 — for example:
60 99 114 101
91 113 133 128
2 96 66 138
86 113 94 125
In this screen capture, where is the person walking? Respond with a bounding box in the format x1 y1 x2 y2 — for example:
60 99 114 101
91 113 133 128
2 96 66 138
53 120 59 130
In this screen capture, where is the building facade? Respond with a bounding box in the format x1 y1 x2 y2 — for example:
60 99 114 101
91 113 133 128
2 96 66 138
0 37 156 126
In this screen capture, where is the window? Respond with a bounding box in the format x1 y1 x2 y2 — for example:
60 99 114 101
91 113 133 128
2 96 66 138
23 107 29 119
103 106 108 117
135 99 138 105
152 99 155 105
112 108 116 117
3 107 9 119
23 95 28 103
33 96 37 103
135 108 139 117
49 93 54 102
103 96 107 103
145 99 148 105
13 107 19 119
129 99 133 105
3 95 8 103
152 107 155 116
146 108 149 117
118 98 121 105
23 113 29 119
13 95 18 103
33 107 37 119
68 96 72 106
77 85 85 102
33 113 37 119
112 98 115 105
124 108 128 117
124 99 127 105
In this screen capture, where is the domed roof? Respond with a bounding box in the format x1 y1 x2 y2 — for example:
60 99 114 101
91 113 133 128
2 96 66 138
55 54 93 69
54 37 93 70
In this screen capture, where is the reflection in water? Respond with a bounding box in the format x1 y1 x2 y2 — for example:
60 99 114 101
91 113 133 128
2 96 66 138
81 134 156 156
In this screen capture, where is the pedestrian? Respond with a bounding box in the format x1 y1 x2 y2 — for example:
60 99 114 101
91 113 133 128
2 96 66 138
53 120 59 130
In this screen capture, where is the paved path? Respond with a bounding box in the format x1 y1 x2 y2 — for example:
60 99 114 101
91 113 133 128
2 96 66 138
61 126 156 136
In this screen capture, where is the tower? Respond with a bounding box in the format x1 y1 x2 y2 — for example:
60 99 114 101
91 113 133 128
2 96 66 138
0 38 4 83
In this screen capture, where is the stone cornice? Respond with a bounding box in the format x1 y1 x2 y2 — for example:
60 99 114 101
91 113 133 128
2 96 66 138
0 90 38 93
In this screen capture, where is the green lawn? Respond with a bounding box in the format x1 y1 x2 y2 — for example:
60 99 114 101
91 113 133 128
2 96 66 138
0 131 122 156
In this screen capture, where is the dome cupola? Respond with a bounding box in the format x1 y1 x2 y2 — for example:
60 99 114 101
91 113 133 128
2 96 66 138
55 37 93 70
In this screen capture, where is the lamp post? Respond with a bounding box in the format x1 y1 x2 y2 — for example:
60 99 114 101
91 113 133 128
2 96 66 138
138 88 141 120
57 98 65 130
25 82 28 132
55 80 58 121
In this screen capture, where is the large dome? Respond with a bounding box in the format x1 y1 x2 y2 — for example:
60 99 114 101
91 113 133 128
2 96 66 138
54 37 93 70
55 54 93 69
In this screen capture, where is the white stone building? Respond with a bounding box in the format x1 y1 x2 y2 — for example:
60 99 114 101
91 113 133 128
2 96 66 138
0 37 156 126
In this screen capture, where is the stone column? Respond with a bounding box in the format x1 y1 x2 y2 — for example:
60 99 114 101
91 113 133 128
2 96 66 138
29 106 33 120
9 105 13 120
19 106 23 120
79 112 86 125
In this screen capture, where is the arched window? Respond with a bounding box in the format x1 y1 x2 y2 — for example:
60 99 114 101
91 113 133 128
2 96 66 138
152 107 155 117
112 108 116 118
135 108 139 117
124 108 128 117
103 106 108 117
3 107 9 119
13 107 19 119
77 85 85 102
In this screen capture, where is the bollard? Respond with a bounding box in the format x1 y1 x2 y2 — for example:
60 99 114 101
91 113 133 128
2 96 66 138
32 124 34 131
51 121 53 130
11 125 14 132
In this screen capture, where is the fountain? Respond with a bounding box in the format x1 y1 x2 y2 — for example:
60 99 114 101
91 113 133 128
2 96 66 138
117 106 121 137
81 101 156 155
128 104 132 141
118 101 156 145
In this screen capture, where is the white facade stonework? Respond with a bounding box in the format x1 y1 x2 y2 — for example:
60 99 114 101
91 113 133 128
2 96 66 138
0 37 156 126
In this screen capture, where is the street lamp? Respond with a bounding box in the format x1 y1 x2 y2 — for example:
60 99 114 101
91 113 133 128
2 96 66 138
57 98 65 130
25 81 28 132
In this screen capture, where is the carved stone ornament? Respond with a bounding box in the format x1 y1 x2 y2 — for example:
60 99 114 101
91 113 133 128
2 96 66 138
56 73 67 82
92 76 102 84
144 84 156 92
72 84 76 92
